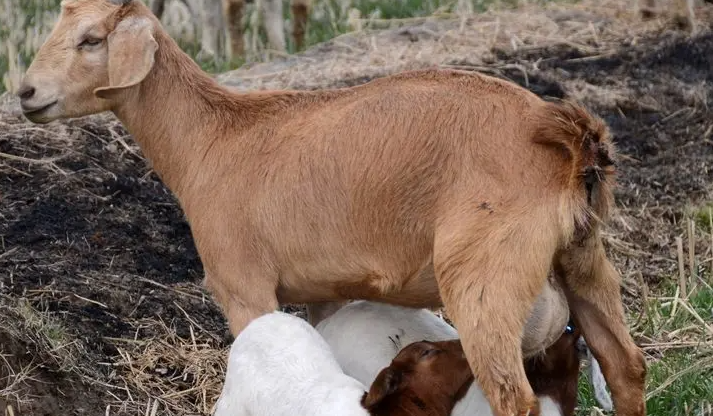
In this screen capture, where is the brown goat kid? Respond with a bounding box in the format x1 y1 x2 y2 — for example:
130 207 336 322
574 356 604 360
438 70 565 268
363 340 474 416
17 1 646 415
364 323 586 416
524 321 584 416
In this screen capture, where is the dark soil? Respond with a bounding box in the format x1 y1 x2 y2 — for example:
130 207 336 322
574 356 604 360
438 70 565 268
1 28 712 416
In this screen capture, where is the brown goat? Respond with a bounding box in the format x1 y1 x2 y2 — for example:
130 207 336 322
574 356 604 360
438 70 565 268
17 1 646 415
364 323 585 416
362 340 475 416
524 321 584 416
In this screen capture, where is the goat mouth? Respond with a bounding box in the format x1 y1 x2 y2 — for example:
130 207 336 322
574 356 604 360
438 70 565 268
22 101 58 117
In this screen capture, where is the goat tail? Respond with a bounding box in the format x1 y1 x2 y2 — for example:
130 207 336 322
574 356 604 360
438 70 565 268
532 99 617 232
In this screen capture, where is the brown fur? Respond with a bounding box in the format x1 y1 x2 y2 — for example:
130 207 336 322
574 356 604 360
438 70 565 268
362 340 475 416
17 1 646 415
524 324 583 416
364 329 583 416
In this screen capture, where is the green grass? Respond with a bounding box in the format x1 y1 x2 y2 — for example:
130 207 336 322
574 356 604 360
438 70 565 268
577 351 713 415
691 203 713 233
575 237 713 415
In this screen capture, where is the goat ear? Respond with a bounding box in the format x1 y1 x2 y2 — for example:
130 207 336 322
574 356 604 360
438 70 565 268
94 17 158 100
361 367 402 409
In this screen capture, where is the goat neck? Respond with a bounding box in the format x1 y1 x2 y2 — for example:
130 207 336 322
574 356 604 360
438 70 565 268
111 28 259 199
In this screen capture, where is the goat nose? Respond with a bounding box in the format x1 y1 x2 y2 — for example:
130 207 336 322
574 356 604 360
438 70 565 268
17 84 36 100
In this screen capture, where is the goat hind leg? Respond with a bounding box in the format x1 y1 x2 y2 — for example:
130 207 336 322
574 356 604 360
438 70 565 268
434 214 557 416
556 235 646 416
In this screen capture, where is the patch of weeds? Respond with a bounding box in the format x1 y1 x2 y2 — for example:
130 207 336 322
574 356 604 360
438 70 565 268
576 215 713 415
577 351 713 416
645 351 713 415
690 203 713 233
640 277 713 415
0 296 77 370
0 296 80 407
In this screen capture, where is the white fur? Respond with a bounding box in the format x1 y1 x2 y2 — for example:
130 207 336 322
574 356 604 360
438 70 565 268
213 311 369 416
316 301 565 416
539 397 564 415
316 301 458 385
587 346 614 411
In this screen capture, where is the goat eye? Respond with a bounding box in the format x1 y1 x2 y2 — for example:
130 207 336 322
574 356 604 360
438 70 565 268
78 38 103 49
420 348 438 359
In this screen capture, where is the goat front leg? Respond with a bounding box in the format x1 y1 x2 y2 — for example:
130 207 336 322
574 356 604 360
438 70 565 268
434 209 559 416
556 234 646 416
204 263 279 336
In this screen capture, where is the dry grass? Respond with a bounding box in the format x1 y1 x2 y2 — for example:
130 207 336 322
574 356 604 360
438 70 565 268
0 295 99 407
0 0 509 93
103 319 228 416
216 0 713 91
1 0 712 414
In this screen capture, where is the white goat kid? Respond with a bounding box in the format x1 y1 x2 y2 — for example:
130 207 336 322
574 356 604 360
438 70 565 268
317 300 613 416
213 311 369 416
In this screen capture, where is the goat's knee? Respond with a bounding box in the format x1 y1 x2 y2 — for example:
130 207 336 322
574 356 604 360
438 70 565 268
444 288 544 416
224 302 278 335
434 248 552 414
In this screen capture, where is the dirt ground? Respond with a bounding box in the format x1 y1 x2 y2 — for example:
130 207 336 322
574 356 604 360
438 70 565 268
1 2 712 415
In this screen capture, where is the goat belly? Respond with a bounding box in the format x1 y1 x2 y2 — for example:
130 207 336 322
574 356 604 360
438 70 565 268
275 265 443 308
